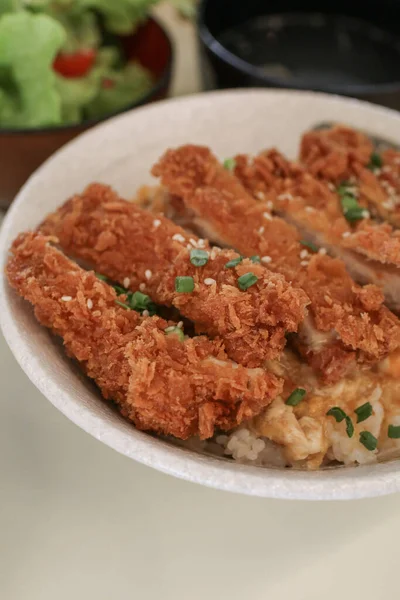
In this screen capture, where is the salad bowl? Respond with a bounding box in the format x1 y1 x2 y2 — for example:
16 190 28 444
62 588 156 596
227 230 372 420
0 15 173 208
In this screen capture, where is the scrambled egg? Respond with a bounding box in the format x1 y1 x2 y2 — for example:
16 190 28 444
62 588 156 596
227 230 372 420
250 351 400 469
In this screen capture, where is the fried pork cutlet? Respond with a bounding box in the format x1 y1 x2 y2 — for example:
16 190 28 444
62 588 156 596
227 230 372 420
6 232 283 440
152 145 400 383
39 183 309 369
233 148 400 313
300 125 400 228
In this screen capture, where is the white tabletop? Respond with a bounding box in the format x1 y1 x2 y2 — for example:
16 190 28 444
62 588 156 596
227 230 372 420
2 7 400 599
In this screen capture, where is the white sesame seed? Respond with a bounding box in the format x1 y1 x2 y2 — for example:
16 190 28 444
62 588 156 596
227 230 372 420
361 210 370 219
263 212 272 220
123 277 130 288
318 248 327 255
342 231 351 238
374 168 382 176
145 269 152 280
256 191 265 201
153 219 161 228
277 192 293 201
204 278 216 286
172 233 185 243
210 249 217 260
327 182 335 191
266 200 273 210
142 310 150 318
383 200 394 210
300 260 309 267
177 321 184 328
346 186 359 196
261 256 272 264
61 296 72 302
139 283 146 292
258 226 265 234
189 238 197 247
187 244 192 250
197 239 206 248
300 249 309 259
305 206 315 213
87 299 93 309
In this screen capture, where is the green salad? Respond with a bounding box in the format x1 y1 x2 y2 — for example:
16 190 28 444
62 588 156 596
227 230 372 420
0 0 163 128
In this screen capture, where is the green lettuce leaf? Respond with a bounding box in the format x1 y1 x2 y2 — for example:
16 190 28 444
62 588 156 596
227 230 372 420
85 60 152 120
79 0 159 34
0 11 66 127
40 2 101 53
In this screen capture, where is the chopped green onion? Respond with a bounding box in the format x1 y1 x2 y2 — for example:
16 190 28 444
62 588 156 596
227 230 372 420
355 402 373 423
223 157 236 171
165 326 185 342
237 272 258 291
190 249 209 267
129 291 156 315
345 416 354 438
115 300 130 310
337 182 353 196
345 208 366 222
285 388 306 406
95 273 108 281
175 276 195 293
388 424 400 439
326 406 347 423
368 152 383 170
327 407 354 437
250 255 261 263
113 285 127 296
359 431 378 451
225 256 243 269
341 194 359 211
300 240 318 253
340 194 365 222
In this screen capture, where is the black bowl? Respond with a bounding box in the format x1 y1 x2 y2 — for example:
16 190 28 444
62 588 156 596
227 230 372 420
198 0 400 109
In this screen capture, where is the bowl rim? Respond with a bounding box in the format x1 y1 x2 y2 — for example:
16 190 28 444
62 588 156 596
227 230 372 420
197 0 400 97
0 15 174 137
3 87 400 500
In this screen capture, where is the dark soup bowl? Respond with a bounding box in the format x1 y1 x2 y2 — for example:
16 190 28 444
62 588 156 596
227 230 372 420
0 16 173 209
198 0 400 109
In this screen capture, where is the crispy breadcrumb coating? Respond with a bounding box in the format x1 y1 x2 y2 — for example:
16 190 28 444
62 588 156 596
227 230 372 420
233 148 400 312
152 145 400 382
300 125 373 180
300 125 400 228
39 183 309 368
342 222 400 266
6 232 283 440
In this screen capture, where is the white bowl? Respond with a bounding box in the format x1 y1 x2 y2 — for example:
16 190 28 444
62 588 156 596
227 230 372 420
2 89 400 500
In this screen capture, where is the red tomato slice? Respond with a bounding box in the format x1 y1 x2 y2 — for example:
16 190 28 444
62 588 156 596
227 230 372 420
53 49 97 78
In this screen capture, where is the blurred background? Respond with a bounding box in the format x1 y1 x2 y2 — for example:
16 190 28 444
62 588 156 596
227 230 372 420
1 0 400 208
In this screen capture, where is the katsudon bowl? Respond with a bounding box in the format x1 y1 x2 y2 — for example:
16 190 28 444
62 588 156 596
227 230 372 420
2 89 400 500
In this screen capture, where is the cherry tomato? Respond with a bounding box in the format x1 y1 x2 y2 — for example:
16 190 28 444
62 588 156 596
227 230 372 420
53 49 97 78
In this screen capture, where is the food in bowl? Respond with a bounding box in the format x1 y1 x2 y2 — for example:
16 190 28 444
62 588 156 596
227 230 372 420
0 1 162 128
6 124 400 471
